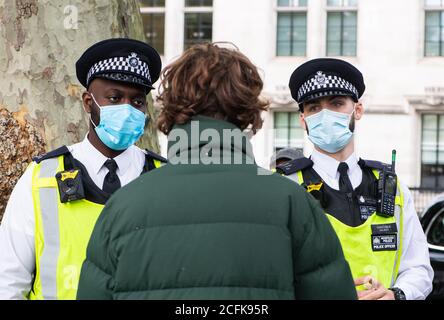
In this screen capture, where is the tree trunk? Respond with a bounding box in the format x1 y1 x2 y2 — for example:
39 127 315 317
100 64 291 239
0 0 160 222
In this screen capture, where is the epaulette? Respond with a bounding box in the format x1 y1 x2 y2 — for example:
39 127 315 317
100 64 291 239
276 157 313 176
358 158 391 171
32 146 70 164
145 149 167 163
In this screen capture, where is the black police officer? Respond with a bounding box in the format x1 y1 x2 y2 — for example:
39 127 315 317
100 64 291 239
0 38 166 300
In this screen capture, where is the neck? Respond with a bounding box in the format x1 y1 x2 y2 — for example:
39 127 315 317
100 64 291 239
87 129 124 159
167 115 256 165
314 139 355 162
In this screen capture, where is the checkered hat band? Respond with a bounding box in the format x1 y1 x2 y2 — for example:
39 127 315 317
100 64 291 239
86 57 152 86
297 74 358 102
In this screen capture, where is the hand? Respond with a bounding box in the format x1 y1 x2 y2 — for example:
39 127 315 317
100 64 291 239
354 276 395 300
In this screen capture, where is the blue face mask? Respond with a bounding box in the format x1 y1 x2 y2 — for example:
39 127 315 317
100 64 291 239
89 94 147 151
304 108 355 153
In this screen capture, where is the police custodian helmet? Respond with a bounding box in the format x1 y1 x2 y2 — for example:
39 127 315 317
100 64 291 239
289 58 366 110
76 38 162 91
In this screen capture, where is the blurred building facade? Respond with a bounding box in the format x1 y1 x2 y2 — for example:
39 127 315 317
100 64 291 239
139 0 444 195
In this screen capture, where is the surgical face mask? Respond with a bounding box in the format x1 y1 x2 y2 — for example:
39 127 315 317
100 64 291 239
88 93 147 151
304 108 355 153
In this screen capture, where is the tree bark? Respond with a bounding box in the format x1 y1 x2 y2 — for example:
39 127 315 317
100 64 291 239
0 0 160 221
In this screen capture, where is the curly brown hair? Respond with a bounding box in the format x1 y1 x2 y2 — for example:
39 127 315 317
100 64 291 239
157 43 269 135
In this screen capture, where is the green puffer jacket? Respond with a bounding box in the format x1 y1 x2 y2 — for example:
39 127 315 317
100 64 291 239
77 116 357 300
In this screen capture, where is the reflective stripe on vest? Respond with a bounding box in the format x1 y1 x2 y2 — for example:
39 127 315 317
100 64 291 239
37 158 60 299
29 156 104 300
289 169 404 289
29 154 163 299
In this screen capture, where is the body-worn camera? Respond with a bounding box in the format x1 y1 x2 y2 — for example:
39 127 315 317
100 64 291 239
55 169 85 203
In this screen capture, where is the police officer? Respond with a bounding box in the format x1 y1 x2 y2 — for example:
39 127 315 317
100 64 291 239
0 38 166 300
277 58 433 300
270 147 304 170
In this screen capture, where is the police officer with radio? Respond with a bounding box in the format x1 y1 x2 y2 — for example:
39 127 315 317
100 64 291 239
0 38 166 300
278 58 433 300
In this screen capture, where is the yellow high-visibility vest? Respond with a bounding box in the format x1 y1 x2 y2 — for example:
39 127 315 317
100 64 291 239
293 169 404 290
29 155 163 300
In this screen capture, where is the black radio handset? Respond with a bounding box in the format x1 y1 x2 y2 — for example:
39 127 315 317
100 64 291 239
377 150 397 217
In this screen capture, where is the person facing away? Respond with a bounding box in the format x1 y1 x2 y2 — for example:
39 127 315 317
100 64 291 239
276 58 433 300
0 38 166 300
76 43 357 300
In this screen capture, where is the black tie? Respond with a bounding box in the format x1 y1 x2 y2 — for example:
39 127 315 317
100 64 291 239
102 159 121 194
338 162 353 193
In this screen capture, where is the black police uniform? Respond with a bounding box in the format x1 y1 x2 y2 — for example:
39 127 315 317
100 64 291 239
277 156 393 227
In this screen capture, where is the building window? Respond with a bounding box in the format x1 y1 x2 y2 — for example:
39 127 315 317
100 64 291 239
327 0 358 6
425 0 444 56
140 0 165 55
326 0 358 56
186 0 213 6
421 114 444 188
274 112 304 152
278 0 307 5
276 0 307 56
140 0 165 5
184 0 213 50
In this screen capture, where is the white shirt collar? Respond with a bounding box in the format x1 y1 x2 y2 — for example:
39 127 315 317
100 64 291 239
113 145 136 175
311 149 359 179
79 135 136 175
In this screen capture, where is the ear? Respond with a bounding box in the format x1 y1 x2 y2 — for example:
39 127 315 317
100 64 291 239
82 91 92 113
354 102 364 121
299 112 307 131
